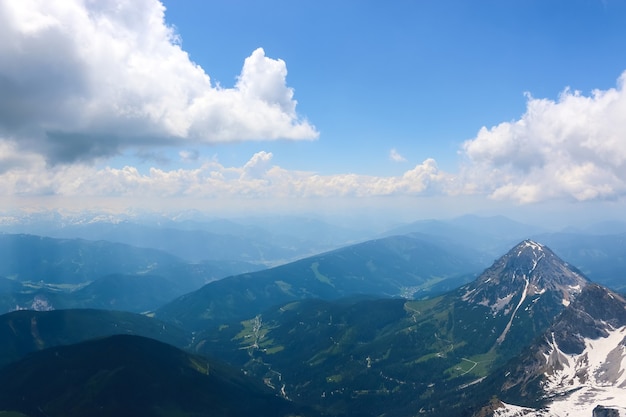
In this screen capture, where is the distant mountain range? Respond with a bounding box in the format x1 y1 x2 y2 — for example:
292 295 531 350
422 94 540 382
3 212 626 292
0 213 625 416
382 216 626 293
0 234 263 313
382 214 547 259
0 211 372 265
155 234 485 330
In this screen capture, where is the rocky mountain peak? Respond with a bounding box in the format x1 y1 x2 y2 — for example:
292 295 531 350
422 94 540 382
461 240 588 312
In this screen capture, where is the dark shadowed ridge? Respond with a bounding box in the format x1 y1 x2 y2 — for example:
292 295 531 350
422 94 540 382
0 334 320 417
0 309 190 369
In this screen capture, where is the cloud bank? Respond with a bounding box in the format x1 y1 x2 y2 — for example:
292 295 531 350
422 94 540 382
0 0 317 165
461 72 626 203
0 151 449 202
3 66 626 207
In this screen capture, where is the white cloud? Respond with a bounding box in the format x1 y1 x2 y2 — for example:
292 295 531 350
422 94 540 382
389 148 407 162
0 150 450 203
461 71 626 203
241 151 274 180
0 0 317 165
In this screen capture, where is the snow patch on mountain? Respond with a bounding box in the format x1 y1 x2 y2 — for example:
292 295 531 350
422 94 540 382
492 401 543 416
461 240 587 319
521 240 545 253
543 324 626 392
478 292 516 315
497 276 529 344
493 402 626 417
495 326 626 417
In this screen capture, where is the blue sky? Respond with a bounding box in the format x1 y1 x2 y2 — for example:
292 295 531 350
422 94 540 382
161 0 626 172
1 0 626 227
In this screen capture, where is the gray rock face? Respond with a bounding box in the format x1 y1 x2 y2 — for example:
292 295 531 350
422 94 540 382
550 283 626 354
493 282 626 413
458 240 590 351
461 240 588 313
593 405 620 417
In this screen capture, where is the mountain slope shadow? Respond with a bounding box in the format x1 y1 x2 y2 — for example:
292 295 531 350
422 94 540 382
0 334 320 417
0 309 190 369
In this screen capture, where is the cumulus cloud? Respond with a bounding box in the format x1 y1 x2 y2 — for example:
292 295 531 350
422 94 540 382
241 151 273 180
461 72 626 203
0 0 317 165
389 148 407 162
0 150 450 202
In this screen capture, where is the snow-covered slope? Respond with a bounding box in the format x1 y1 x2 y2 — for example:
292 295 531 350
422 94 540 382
493 402 626 417
489 284 626 417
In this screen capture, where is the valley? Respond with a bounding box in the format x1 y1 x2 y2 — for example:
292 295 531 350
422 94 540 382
0 214 625 416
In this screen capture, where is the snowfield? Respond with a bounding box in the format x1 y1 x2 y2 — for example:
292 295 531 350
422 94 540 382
494 326 626 417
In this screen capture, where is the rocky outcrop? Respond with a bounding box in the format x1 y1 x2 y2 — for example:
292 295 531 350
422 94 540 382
593 405 621 417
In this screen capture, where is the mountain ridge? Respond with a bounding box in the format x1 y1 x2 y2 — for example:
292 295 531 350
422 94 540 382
0 308 190 369
186 239 593 416
156 234 484 330
0 233 263 314
0 334 319 417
